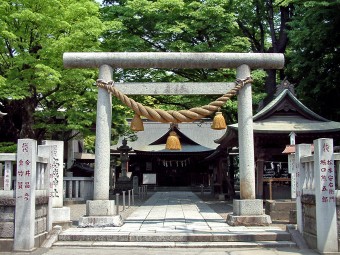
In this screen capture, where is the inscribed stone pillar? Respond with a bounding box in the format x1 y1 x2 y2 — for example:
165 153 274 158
14 139 37 251
236 64 255 199
94 64 113 200
42 140 64 207
288 154 296 199
314 138 338 253
40 141 70 227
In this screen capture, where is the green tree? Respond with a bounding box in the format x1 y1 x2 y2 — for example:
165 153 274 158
101 0 265 124
0 0 104 142
284 0 340 121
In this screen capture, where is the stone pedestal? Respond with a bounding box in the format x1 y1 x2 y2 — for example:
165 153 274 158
78 200 123 227
227 199 271 226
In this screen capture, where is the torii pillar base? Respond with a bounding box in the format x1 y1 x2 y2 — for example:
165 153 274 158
78 200 123 228
226 199 271 226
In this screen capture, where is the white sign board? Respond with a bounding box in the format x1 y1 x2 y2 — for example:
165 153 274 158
143 173 156 184
288 154 296 199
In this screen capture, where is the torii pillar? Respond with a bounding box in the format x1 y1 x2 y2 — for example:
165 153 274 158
64 52 284 226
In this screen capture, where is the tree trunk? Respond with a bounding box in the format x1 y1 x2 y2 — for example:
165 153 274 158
19 98 36 139
263 3 293 101
264 69 277 103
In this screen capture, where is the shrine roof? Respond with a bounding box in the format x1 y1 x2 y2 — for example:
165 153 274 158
114 119 225 152
253 89 328 122
215 88 340 145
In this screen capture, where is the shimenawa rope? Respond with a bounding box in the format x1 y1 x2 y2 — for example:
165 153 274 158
96 77 253 123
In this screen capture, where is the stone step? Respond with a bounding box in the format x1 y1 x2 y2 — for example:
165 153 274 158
58 230 292 243
53 240 296 248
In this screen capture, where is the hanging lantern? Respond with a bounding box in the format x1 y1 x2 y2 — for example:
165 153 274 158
211 111 227 130
130 114 144 131
166 131 181 150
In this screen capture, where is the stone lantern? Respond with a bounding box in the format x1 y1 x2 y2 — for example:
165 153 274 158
115 138 133 192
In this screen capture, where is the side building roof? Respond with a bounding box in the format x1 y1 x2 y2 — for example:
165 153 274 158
215 88 340 146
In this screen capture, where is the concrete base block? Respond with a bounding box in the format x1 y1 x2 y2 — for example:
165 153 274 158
0 239 13 252
52 207 71 222
265 200 296 221
227 213 272 226
233 199 263 216
86 200 116 216
78 215 123 228
52 207 71 230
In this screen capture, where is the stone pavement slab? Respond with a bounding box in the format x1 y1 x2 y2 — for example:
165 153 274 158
58 191 293 245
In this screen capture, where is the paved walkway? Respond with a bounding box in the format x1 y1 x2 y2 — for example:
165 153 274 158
121 191 229 233
60 191 288 236
3 192 319 255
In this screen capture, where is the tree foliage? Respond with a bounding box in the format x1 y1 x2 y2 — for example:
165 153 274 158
0 0 104 142
285 0 340 121
101 0 266 124
1 0 339 147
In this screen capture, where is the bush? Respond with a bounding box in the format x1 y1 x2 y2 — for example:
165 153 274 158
0 142 17 153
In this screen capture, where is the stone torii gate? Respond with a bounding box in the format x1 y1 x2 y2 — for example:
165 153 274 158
63 52 284 226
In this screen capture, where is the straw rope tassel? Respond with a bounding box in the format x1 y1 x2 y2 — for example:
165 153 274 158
166 131 181 150
130 114 144 131
211 111 227 130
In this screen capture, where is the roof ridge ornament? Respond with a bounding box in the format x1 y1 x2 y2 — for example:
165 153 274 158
275 78 295 97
